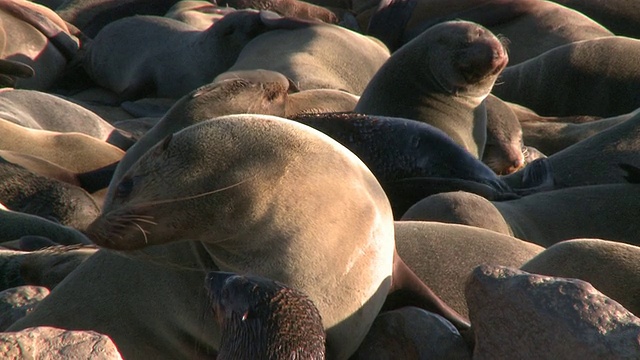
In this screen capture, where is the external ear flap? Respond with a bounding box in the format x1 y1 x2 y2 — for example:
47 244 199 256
286 77 300 93
154 133 173 156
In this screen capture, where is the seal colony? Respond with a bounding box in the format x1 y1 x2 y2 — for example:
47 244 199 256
11 115 468 359
5 0 640 358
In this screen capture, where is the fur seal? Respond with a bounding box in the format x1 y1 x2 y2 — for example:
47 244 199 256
355 20 508 159
226 21 389 95
16 114 468 359
521 238 640 316
291 113 518 216
395 221 543 318
493 36 640 118
56 0 181 38
206 271 325 359
0 158 100 230
217 0 339 24
521 113 632 156
164 1 235 30
0 89 134 150
0 119 124 173
0 207 91 245
107 69 294 193
84 10 313 100
400 185 640 248
483 94 526 175
0 0 80 90
401 191 512 235
364 0 612 64
0 150 119 197
551 0 640 38
531 110 640 189
285 89 359 117
0 245 96 291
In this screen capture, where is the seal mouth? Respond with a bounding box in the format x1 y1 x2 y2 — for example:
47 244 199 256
84 208 157 250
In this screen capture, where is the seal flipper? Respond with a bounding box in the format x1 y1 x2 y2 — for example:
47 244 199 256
382 177 517 218
366 0 417 52
76 161 119 193
384 250 471 332
511 157 555 195
0 59 35 80
618 162 640 184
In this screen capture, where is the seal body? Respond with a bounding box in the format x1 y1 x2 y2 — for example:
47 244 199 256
82 115 395 359
227 22 390 95
206 272 325 360
0 0 80 90
355 20 508 158
493 36 640 118
292 112 516 216
84 10 313 99
107 70 293 194
0 119 124 173
483 94 526 174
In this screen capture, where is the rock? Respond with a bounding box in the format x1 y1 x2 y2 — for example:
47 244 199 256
0 326 122 359
466 265 640 359
0 286 49 331
351 306 472 359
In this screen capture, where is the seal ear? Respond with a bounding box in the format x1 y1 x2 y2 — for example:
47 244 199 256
286 77 300 93
157 133 173 154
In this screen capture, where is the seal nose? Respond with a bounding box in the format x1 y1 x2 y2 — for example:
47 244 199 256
505 156 525 174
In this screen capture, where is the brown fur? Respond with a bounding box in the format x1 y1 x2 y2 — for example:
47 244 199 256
355 20 508 159
521 238 640 316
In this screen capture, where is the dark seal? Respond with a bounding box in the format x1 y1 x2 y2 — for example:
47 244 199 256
206 271 326 360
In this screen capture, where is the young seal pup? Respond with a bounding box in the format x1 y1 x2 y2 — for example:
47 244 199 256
206 271 325 359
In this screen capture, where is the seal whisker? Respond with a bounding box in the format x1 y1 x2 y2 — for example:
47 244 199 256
132 222 149 244
129 174 257 209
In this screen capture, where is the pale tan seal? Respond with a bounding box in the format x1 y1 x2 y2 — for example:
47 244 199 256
106 69 294 194
521 238 640 316
493 36 640 118
401 185 640 248
355 20 508 159
0 119 124 173
84 10 313 100
362 0 612 64
164 1 235 30
520 110 636 155
0 88 134 150
0 0 80 90
13 115 468 359
395 221 543 318
226 21 389 95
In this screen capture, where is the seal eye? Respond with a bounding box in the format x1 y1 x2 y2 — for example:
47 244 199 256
115 177 134 198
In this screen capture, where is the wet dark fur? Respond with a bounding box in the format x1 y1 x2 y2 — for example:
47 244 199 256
206 272 326 360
